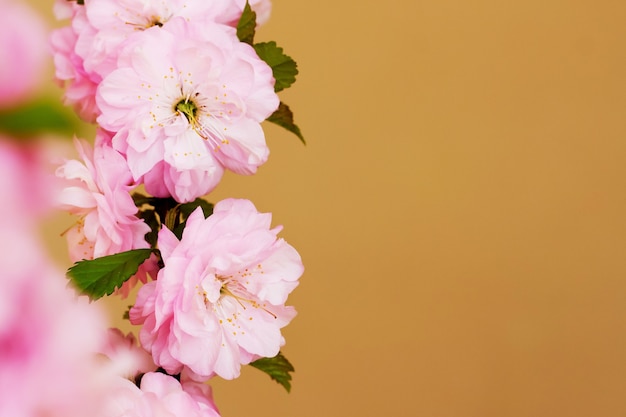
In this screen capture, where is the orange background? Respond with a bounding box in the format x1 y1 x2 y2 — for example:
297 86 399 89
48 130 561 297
36 0 626 416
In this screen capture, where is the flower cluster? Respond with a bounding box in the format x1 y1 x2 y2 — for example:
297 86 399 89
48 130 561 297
52 0 279 202
131 199 303 380
48 0 304 415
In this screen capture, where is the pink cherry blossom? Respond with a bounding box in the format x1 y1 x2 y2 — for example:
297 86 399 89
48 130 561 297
102 372 221 417
57 132 149 260
97 18 279 202
130 199 303 380
50 1 106 122
56 132 151 295
52 0 269 122
0 0 48 108
50 23 101 122
77 0 237 77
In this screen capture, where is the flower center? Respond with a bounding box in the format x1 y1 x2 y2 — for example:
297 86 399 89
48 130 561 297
150 18 163 27
212 275 277 319
175 98 198 124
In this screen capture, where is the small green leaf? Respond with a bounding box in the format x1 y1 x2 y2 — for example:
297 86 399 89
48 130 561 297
267 102 305 144
178 198 214 219
0 99 78 138
236 1 257 45
132 192 152 207
67 249 153 300
250 352 295 393
132 194 178 212
253 42 298 92
173 198 214 239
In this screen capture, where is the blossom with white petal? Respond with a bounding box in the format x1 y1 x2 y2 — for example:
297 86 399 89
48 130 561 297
130 199 303 380
50 3 102 121
51 0 272 122
56 132 151 295
57 133 149 260
97 18 279 202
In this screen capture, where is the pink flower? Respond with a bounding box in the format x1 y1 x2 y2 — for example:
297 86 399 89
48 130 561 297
130 199 303 380
0 0 48 108
57 132 149 261
51 0 266 121
97 18 279 202
77 0 237 77
103 372 220 417
56 132 151 295
50 23 101 122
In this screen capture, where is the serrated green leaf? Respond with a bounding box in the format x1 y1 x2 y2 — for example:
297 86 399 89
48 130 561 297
0 99 78 138
236 1 256 45
250 352 295 393
67 249 153 300
253 42 298 92
267 102 305 144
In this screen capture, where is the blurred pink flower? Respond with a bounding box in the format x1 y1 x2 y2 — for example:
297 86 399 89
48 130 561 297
0 0 48 108
0 138 111 417
0 138 57 223
97 18 278 202
0 251 110 417
130 199 303 380
103 372 221 417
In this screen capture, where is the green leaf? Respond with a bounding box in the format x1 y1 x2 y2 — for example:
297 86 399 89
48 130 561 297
178 198 214 219
253 42 298 92
250 352 295 393
131 192 152 207
0 99 78 138
67 249 153 300
173 198 214 239
236 1 257 45
267 102 305 144
132 193 178 213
